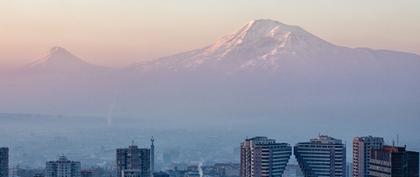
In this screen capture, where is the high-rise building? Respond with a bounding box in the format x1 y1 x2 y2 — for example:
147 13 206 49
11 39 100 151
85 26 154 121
352 136 384 177
0 147 8 177
368 145 419 177
294 135 346 177
45 156 81 177
240 136 292 177
116 144 151 177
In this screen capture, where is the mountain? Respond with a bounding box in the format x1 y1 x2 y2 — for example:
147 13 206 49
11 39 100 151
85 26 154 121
135 19 420 75
24 46 106 74
1 19 420 129
1 19 420 158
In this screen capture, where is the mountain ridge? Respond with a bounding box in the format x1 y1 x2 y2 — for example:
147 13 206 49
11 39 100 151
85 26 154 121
12 19 420 74
132 19 420 73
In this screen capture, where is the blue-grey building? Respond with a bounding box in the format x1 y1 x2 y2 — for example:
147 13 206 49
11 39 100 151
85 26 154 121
45 156 81 177
240 136 292 177
294 135 346 177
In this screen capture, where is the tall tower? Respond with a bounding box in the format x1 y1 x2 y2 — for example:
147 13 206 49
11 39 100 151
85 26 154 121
294 135 346 177
240 136 292 177
352 136 384 177
150 137 155 175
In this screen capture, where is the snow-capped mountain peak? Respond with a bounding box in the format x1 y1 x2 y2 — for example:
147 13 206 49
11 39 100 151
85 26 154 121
203 19 333 58
140 19 336 72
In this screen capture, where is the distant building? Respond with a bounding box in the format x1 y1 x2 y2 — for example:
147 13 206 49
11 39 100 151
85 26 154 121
240 136 292 177
212 163 240 177
34 173 45 177
116 144 151 177
294 135 346 177
153 172 169 177
368 145 419 177
122 170 141 177
352 136 384 177
0 148 8 177
45 156 81 177
184 171 199 177
80 170 93 177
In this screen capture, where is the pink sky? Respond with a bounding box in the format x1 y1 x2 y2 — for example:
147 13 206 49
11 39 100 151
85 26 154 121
1 0 419 69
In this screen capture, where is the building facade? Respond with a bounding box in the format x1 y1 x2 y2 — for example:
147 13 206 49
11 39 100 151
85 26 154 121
122 170 141 177
152 172 169 177
80 170 92 177
240 136 292 177
0 147 8 177
45 156 81 177
368 145 419 177
352 136 384 177
116 145 151 177
294 135 346 177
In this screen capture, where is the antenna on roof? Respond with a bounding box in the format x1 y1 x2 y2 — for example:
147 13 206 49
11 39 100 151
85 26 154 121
396 134 399 146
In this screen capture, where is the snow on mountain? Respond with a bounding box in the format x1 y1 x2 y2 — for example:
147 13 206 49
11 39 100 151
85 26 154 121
134 19 420 74
134 19 340 72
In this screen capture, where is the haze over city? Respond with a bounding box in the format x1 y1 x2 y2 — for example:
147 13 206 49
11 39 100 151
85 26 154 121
0 1 419 177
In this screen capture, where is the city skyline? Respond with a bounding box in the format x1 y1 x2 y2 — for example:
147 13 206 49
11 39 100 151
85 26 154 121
2 134 419 177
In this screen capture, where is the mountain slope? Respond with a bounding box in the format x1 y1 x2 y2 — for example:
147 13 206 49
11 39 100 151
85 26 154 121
134 19 420 74
1 19 420 122
24 46 106 74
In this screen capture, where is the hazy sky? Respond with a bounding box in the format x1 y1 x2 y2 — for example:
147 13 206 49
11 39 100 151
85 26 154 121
1 0 419 68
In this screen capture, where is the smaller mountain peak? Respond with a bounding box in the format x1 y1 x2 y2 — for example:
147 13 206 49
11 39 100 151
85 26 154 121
25 47 104 72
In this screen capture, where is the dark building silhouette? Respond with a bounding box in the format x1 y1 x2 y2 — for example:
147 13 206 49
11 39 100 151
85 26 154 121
368 145 419 177
240 136 292 177
153 172 169 177
0 148 8 177
116 144 151 177
294 135 346 177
